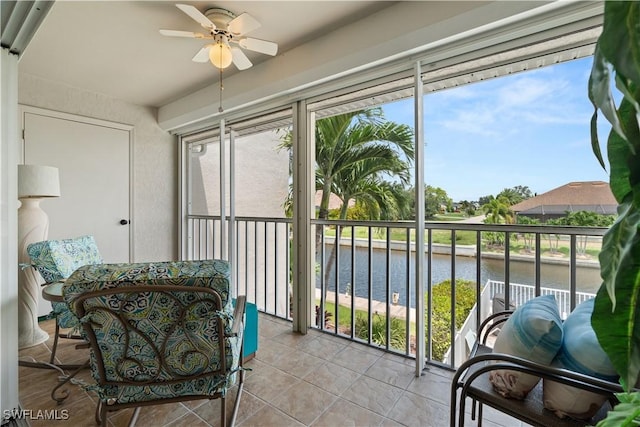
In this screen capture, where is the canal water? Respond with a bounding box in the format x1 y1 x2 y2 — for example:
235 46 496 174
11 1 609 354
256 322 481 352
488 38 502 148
317 246 602 308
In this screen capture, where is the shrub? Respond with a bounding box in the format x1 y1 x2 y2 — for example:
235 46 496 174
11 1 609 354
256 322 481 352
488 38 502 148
355 312 406 351
316 305 332 329
427 279 476 361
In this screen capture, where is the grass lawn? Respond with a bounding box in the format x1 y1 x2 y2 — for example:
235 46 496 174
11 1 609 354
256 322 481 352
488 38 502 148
318 300 414 329
327 226 478 245
324 225 602 259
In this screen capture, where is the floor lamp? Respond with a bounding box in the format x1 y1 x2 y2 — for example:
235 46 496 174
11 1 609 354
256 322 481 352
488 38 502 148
18 164 60 349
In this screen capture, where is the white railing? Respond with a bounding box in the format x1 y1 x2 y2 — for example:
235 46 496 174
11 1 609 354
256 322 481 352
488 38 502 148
445 280 597 366
485 279 596 319
444 299 480 367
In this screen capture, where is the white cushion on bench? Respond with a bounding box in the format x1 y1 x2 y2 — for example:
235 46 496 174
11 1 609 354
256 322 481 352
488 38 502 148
489 295 563 399
543 298 618 419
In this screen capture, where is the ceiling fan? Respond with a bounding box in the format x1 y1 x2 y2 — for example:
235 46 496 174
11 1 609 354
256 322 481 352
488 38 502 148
160 4 278 70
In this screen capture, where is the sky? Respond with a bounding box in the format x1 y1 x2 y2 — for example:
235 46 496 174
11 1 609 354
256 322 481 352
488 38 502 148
381 56 611 202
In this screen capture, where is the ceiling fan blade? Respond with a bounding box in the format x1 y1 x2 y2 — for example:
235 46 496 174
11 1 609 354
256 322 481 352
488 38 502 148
231 47 252 70
176 4 216 30
238 38 278 56
159 29 206 38
228 13 261 36
192 45 211 63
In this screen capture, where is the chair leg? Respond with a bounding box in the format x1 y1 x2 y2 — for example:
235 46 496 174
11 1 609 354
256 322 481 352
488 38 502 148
229 369 245 427
96 401 107 427
221 396 227 427
95 402 139 427
94 401 100 425
127 407 141 427
228 344 246 427
450 384 459 427
51 359 91 404
458 391 467 427
49 320 62 364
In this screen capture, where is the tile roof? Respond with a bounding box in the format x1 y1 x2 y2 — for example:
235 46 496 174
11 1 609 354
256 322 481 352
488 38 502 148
512 181 617 215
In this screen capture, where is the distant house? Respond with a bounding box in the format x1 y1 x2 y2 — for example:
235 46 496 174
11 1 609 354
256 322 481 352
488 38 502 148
512 181 617 222
315 191 355 211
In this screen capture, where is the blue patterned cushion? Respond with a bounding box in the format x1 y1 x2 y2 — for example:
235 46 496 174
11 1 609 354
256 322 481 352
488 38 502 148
27 236 103 329
27 235 103 283
64 260 233 313
63 259 241 405
50 301 78 329
543 298 618 419
489 295 563 399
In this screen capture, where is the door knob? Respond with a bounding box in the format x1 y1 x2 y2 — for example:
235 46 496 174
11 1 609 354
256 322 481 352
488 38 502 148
119 219 129 225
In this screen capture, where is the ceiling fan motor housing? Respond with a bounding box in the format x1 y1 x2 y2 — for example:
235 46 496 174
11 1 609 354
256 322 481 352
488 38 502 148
205 8 237 34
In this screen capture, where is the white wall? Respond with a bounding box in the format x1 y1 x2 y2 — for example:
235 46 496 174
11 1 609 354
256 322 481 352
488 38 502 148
18 74 178 262
190 131 289 217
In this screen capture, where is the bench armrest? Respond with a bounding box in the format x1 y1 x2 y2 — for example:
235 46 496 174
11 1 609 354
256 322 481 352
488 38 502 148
451 351 625 427
455 352 624 397
477 310 513 345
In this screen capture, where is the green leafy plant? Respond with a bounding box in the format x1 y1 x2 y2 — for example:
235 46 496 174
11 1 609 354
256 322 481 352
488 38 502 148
597 392 640 427
354 312 407 351
588 2 640 424
428 279 476 361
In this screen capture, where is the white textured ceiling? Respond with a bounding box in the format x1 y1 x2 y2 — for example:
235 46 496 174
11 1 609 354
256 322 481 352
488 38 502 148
19 1 394 108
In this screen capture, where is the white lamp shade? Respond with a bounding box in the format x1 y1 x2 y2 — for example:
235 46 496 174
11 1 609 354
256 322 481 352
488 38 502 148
18 164 61 198
209 41 233 69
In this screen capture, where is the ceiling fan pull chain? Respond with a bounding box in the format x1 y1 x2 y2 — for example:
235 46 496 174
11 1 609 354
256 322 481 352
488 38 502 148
218 66 224 113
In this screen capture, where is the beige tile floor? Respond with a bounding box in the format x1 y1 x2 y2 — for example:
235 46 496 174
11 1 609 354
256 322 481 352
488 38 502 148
18 314 527 427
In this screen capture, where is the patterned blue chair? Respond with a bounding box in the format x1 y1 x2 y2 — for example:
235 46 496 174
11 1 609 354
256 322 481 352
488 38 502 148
26 235 103 364
64 259 246 427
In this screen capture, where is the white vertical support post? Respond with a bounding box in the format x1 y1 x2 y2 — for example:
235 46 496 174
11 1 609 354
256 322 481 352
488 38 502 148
292 101 313 333
219 119 227 260
0 47 20 417
414 61 426 376
228 129 236 294
178 136 188 260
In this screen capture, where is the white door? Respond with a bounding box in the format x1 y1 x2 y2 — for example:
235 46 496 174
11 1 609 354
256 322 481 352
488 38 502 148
22 107 132 314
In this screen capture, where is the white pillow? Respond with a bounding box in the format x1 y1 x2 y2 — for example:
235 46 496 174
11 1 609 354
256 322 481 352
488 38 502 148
543 298 618 419
489 294 563 399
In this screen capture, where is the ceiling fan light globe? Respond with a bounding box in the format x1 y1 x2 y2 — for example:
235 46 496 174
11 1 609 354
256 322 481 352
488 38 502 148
209 43 233 69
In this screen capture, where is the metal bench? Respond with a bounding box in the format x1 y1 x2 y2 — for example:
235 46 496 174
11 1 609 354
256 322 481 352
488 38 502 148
450 310 622 427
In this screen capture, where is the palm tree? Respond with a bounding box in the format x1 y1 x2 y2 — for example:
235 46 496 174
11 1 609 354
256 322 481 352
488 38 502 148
280 108 414 219
481 196 514 224
515 215 540 253
497 185 533 205
280 108 414 288
560 211 615 256
314 109 414 219
481 196 514 248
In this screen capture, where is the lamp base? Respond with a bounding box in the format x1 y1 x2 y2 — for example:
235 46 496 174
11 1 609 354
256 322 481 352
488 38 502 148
18 198 50 349
18 304 49 349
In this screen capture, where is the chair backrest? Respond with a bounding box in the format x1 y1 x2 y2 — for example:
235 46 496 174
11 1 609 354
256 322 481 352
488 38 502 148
63 259 239 405
75 285 228 383
63 259 232 312
27 235 103 283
